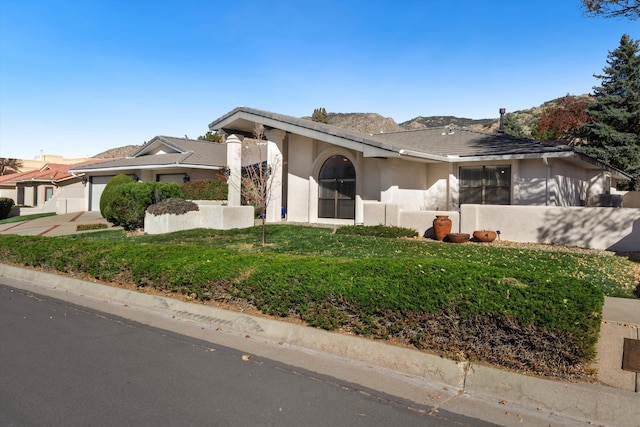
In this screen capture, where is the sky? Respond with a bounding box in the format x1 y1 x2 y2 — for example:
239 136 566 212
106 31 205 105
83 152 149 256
0 0 638 160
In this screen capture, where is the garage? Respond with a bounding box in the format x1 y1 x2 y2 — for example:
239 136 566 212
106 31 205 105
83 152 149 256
89 176 114 211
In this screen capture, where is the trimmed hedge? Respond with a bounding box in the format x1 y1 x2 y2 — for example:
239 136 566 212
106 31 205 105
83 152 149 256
100 174 134 222
181 179 227 201
0 197 15 219
108 182 185 230
336 225 418 238
0 234 604 379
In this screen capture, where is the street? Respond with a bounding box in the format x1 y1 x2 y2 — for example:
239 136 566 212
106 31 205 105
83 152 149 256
0 283 495 426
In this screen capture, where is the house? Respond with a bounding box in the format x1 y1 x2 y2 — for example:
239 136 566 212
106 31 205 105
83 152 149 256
0 160 104 214
70 136 233 211
207 106 631 225
70 106 639 250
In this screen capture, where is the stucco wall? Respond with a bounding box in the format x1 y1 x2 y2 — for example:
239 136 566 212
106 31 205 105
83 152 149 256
145 203 254 235
460 204 640 252
621 191 640 208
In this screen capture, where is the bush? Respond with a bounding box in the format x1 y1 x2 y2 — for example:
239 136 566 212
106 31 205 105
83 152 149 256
336 224 418 238
0 198 15 219
100 174 134 224
181 179 227 200
109 182 185 230
147 198 199 216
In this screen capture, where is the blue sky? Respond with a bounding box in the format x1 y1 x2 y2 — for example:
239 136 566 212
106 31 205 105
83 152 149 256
0 0 637 160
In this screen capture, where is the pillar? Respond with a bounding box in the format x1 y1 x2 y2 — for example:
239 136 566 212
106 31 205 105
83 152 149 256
265 129 285 222
226 134 243 207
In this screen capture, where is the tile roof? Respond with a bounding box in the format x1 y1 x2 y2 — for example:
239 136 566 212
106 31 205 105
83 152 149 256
0 159 105 184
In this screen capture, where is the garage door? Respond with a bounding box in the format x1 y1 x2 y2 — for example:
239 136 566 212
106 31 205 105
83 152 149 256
89 176 114 212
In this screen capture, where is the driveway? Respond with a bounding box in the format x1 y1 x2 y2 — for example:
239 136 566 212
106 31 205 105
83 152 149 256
0 211 118 237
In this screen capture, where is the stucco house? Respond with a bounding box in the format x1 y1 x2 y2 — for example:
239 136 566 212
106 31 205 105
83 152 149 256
208 107 630 224
69 106 639 250
71 136 231 211
0 160 103 214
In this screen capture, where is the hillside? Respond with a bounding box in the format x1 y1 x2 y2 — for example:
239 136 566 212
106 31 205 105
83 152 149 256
92 97 583 157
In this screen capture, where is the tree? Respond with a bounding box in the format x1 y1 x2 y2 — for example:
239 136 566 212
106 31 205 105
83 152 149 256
577 34 640 189
581 0 640 19
502 113 527 138
197 131 223 142
534 95 592 143
0 158 23 175
233 123 281 245
311 107 329 124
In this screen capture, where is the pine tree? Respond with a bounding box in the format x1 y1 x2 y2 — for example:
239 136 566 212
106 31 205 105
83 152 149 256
311 107 330 124
578 34 640 189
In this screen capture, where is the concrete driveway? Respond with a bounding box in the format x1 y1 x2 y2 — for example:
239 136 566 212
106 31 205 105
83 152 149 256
0 212 119 237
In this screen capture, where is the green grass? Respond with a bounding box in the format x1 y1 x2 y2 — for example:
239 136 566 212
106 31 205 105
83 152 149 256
64 224 639 299
2 223 638 379
0 212 56 224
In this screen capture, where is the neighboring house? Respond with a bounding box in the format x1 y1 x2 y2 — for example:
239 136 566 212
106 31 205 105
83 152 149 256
208 106 631 225
0 160 103 214
70 136 231 211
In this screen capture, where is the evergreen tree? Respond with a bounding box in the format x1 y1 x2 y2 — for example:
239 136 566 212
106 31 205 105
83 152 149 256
577 34 640 189
311 107 330 124
502 113 527 138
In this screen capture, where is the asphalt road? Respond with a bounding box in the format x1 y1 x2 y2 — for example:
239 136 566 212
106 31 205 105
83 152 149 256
0 283 496 427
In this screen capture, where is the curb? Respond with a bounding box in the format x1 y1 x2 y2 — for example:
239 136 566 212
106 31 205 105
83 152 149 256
1 263 639 427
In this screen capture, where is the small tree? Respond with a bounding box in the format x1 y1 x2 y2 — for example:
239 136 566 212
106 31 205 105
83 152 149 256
534 95 592 143
197 131 223 142
502 113 527 138
311 107 330 124
0 158 23 175
229 123 281 245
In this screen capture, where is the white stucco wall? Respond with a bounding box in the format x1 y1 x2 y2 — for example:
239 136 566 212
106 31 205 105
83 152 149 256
460 204 640 251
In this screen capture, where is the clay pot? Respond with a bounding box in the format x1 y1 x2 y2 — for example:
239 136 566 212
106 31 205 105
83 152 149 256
433 215 452 241
445 233 470 243
473 230 497 242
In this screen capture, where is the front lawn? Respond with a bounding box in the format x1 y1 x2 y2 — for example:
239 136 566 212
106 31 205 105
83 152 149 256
2 224 638 380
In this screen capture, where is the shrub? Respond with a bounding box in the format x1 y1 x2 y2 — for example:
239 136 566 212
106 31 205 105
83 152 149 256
0 197 15 219
147 198 199 216
336 224 418 238
109 182 185 230
100 174 134 224
76 223 108 231
181 179 227 200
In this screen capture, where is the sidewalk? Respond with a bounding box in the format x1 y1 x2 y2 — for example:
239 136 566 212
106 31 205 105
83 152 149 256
1 263 639 427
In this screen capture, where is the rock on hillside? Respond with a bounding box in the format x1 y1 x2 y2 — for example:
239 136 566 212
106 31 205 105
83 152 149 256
400 116 495 130
326 112 403 134
92 145 141 158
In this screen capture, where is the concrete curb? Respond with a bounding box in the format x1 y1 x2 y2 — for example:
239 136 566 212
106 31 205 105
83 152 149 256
2 263 639 427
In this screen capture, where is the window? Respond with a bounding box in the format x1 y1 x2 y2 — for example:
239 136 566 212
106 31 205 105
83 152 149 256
45 187 54 202
459 165 511 205
318 156 356 219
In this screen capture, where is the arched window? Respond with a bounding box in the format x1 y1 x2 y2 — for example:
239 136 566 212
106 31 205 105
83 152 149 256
318 155 356 219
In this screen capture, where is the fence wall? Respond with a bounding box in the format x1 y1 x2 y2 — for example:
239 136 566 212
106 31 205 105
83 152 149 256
363 202 640 252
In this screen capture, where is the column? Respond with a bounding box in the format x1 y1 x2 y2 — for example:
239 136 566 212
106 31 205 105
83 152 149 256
226 134 243 207
265 129 285 223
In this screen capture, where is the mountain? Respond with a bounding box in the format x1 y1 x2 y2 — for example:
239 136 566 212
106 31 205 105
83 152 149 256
92 97 586 157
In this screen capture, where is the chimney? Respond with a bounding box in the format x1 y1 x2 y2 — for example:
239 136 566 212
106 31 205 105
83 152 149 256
498 108 506 133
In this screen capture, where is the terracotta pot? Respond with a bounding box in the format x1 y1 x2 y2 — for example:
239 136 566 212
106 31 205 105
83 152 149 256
473 230 497 242
433 215 452 241
445 233 470 243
